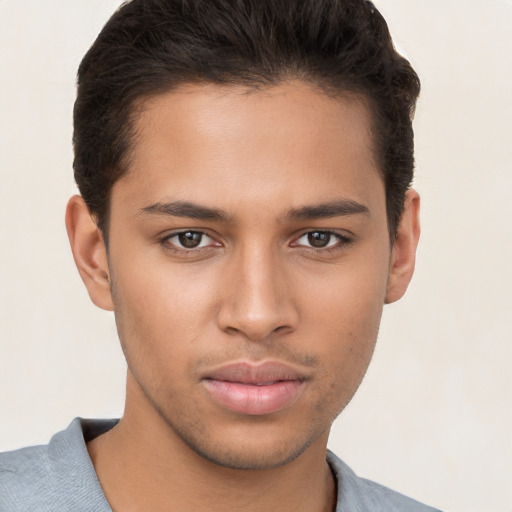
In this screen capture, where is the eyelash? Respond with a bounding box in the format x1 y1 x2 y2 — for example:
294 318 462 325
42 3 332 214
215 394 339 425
160 230 219 253
159 229 352 255
292 231 352 251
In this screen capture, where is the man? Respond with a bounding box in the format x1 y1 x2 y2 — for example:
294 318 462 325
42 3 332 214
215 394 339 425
0 0 440 510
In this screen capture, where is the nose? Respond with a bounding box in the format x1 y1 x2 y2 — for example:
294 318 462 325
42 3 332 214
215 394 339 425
216 244 298 342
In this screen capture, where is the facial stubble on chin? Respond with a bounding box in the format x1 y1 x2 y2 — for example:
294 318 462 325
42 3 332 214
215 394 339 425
124 348 369 472
136 380 335 471
123 351 330 471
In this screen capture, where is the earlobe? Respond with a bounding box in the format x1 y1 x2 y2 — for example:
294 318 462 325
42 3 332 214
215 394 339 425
65 195 114 311
385 189 421 304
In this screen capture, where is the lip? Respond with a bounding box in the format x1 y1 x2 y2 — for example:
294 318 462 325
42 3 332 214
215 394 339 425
202 361 307 416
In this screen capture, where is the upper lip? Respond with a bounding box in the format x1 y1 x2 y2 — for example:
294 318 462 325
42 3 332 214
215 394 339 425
203 361 307 385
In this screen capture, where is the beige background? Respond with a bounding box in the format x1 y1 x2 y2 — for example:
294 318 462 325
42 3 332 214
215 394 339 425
0 1 511 511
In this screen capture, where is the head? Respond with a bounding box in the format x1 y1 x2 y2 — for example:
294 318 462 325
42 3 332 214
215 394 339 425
73 0 420 243
67 0 421 471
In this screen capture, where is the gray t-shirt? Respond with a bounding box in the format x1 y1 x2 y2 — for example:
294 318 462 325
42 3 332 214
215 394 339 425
0 418 441 511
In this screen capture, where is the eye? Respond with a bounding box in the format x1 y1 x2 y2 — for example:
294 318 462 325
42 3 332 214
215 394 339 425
163 230 216 250
294 231 349 249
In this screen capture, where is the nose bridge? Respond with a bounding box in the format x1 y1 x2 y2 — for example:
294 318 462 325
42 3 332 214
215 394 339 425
217 240 296 340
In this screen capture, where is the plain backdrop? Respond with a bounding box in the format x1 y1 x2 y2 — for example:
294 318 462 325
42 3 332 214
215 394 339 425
0 1 511 511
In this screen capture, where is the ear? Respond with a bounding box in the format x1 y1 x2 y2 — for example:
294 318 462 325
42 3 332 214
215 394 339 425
65 195 114 311
385 189 421 304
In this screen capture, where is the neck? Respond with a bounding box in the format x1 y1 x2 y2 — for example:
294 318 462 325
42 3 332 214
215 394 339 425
87 379 336 512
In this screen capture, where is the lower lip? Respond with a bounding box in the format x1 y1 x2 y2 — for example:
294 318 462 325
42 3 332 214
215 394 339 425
202 379 304 416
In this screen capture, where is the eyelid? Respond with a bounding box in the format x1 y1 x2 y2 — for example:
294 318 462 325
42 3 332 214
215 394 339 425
160 229 221 250
291 229 352 249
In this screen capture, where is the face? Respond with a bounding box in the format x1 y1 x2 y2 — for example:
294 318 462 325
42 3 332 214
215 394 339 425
77 81 413 470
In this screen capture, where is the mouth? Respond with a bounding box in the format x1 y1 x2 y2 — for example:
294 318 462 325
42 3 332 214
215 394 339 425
201 361 307 416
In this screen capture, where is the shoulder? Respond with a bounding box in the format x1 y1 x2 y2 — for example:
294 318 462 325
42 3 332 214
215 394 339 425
0 442 51 482
327 450 443 512
0 418 116 512
0 437 78 511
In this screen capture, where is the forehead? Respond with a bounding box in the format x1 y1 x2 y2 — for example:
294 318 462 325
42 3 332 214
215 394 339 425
114 81 383 216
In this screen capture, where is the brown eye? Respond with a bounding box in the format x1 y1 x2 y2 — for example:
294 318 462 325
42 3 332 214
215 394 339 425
307 231 332 248
293 230 350 250
161 230 221 256
177 231 204 248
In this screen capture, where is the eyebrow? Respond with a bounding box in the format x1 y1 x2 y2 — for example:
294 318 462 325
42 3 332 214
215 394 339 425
138 198 369 222
138 201 230 221
287 199 369 220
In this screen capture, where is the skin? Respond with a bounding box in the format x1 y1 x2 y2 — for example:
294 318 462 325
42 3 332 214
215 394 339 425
66 81 420 512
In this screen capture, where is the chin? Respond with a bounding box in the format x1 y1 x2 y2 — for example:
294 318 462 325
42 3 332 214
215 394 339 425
166 414 325 471
182 436 315 470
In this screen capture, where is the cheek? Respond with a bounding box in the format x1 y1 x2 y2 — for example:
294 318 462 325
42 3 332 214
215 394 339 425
308 306 382 421
114 256 218 328
301 257 388 340
300 262 387 393
110 261 220 382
